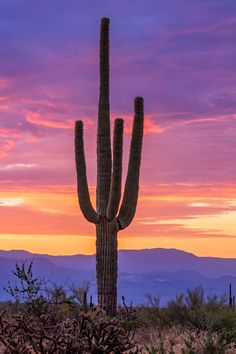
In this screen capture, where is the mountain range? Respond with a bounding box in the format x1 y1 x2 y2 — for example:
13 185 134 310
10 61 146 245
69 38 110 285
0 248 235 305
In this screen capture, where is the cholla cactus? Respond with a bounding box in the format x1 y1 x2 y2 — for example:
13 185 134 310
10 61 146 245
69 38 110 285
75 18 144 316
0 309 138 353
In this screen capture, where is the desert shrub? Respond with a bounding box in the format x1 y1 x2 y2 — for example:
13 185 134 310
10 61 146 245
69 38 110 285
206 309 236 332
145 293 161 309
141 330 175 354
137 327 236 354
185 286 205 310
137 285 236 351
205 294 227 312
3 261 49 317
182 329 236 354
198 332 234 354
4 262 94 319
1 263 139 352
4 261 42 304
165 293 189 327
186 310 222 332
165 287 207 329
45 282 68 305
116 296 142 334
163 287 236 333
2 263 236 353
138 293 170 330
68 281 90 306
0 309 138 353
144 294 162 327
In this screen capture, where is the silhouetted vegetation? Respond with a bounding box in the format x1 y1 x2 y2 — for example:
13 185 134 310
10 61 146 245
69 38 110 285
0 262 235 353
139 286 236 353
0 262 138 353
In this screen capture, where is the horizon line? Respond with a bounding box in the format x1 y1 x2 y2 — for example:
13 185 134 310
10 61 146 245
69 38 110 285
0 247 236 260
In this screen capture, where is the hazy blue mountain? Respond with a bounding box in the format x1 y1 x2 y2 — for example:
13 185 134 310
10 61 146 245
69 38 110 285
0 248 235 305
1 248 236 277
0 255 95 302
118 270 236 305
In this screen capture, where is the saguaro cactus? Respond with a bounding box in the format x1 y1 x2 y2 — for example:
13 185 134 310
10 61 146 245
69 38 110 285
75 18 144 316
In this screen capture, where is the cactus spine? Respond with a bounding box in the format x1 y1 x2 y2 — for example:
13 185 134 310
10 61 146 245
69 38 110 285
75 18 144 316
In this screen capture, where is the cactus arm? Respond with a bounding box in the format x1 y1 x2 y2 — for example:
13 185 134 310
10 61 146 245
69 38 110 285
106 118 124 221
75 121 99 223
117 97 144 230
97 17 112 215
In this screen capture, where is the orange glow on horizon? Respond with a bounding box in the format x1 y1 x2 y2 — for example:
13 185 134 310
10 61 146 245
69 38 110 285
1 184 236 258
0 234 236 258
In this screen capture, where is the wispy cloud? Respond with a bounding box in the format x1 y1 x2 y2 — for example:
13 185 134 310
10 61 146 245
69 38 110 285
25 111 74 129
0 139 15 158
0 198 25 207
0 163 35 171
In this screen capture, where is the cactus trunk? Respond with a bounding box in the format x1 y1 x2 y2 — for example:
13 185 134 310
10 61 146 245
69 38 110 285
96 218 118 316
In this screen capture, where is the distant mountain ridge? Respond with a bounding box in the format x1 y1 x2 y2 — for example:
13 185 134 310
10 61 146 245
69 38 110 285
1 248 236 278
0 248 235 305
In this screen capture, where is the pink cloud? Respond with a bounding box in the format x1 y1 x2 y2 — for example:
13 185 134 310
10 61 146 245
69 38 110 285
0 139 15 159
25 111 74 129
0 128 21 138
119 115 164 134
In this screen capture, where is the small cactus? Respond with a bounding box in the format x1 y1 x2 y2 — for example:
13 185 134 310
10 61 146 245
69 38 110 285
229 283 233 308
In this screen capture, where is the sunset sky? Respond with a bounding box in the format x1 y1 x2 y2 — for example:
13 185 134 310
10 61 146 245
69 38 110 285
0 0 236 257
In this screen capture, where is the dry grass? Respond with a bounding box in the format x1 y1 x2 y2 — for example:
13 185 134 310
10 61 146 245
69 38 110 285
136 327 236 353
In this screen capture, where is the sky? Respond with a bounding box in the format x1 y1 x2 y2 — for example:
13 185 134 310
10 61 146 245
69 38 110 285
0 0 236 257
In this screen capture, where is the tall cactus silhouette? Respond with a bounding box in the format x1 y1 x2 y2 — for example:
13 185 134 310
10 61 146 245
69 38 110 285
75 18 144 316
